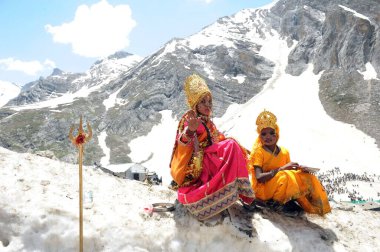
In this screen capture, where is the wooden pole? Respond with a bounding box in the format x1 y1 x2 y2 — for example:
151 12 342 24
79 145 83 252
69 116 92 252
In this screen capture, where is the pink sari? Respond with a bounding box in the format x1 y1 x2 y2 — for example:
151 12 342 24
177 138 254 220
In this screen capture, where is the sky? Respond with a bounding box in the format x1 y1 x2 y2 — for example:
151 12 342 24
0 0 273 86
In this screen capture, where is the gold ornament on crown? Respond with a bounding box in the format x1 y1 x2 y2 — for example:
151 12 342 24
256 110 277 133
184 74 211 109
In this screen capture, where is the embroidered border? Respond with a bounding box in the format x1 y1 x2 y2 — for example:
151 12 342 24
183 178 254 220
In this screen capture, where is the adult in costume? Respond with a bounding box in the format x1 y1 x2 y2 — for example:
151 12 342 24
248 110 331 215
170 74 254 220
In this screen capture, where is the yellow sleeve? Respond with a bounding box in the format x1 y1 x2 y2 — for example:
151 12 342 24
248 148 263 172
252 148 264 167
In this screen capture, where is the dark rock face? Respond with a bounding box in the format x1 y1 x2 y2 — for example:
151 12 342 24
319 70 380 145
8 72 85 106
0 38 273 164
269 0 380 146
0 0 379 165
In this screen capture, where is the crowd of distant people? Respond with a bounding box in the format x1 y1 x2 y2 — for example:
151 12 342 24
317 167 380 202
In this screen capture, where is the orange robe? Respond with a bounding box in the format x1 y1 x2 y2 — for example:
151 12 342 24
249 146 331 215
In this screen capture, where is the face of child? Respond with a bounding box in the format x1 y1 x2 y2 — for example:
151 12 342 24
260 127 277 146
196 94 212 116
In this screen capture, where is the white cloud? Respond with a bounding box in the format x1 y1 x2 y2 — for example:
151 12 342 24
45 0 137 58
0 57 56 75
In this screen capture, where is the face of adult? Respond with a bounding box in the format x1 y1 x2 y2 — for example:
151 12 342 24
260 127 277 146
196 94 212 116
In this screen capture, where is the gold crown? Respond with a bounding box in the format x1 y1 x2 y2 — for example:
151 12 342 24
184 74 211 109
256 110 277 133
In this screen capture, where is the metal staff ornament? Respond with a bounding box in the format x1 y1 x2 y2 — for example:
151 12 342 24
69 116 92 252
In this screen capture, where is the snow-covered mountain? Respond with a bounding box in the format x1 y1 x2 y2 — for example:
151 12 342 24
1 1 380 250
0 0 379 172
0 80 20 108
6 51 142 108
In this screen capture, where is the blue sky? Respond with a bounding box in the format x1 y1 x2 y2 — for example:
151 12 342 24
0 0 273 85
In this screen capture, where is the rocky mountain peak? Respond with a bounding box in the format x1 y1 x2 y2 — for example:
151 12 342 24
0 0 378 165
50 68 64 76
94 51 134 65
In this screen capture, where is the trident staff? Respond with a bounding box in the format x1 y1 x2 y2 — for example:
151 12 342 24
69 116 92 252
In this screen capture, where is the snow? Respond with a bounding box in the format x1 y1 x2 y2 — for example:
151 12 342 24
213 30 380 176
128 110 178 184
232 74 246 84
101 55 139 111
233 9 254 23
97 131 110 167
102 84 128 111
185 9 259 50
338 5 371 22
128 29 380 187
260 0 280 10
0 80 20 108
1 145 380 251
151 40 178 67
8 85 99 111
187 27 237 50
6 55 141 112
224 74 246 84
358 62 379 80
204 66 215 80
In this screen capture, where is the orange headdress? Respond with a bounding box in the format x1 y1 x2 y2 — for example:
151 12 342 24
184 74 211 109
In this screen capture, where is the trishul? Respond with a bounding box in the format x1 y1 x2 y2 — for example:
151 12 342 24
69 116 92 147
69 116 92 252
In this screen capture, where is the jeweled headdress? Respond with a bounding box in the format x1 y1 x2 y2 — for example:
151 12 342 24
256 110 277 133
184 74 211 109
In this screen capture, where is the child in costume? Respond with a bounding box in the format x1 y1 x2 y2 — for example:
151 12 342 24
248 110 331 216
170 74 254 220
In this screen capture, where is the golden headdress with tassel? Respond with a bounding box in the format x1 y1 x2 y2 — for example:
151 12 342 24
249 110 279 173
256 110 278 133
184 74 211 109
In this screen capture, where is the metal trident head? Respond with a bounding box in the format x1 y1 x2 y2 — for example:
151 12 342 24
69 115 93 147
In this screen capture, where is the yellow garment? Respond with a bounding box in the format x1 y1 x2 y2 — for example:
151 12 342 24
248 146 331 215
